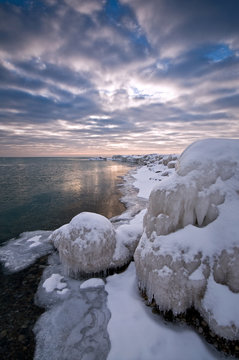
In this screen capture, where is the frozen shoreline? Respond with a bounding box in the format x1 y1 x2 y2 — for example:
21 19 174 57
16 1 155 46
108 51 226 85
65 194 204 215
0 141 239 359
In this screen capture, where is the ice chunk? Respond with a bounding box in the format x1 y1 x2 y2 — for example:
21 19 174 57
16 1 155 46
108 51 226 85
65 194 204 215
51 212 116 276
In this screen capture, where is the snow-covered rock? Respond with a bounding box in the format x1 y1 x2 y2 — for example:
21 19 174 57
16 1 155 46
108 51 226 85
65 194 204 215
51 212 116 276
134 139 239 340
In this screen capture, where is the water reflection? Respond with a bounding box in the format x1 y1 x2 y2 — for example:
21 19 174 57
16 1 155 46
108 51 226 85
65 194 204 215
0 158 133 243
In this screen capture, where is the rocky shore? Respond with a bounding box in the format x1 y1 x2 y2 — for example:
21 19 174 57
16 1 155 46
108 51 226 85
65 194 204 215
0 256 48 359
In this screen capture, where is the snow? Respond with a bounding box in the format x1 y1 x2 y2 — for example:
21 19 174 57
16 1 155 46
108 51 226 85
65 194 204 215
57 288 69 295
202 275 239 329
80 278 105 289
134 138 239 339
106 263 222 360
132 163 168 199
189 265 205 281
42 273 67 293
27 235 43 248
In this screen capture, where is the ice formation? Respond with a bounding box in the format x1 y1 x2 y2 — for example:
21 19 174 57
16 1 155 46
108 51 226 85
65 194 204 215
51 212 116 276
134 139 239 340
112 209 146 268
34 253 110 360
0 230 53 272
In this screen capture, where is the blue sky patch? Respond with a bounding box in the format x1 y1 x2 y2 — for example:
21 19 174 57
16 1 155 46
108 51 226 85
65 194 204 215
205 44 234 63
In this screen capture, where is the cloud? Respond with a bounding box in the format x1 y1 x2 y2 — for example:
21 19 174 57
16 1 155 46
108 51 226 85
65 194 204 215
0 0 239 156
122 0 239 56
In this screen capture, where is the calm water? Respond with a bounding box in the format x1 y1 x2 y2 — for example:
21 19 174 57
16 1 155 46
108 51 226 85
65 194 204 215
0 158 133 244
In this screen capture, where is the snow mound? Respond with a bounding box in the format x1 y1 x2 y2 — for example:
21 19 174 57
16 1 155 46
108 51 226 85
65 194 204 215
51 212 116 276
135 139 239 340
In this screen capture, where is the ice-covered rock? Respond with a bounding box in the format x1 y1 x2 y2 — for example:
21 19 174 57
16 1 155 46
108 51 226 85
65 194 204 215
51 212 116 276
112 209 146 268
134 139 239 340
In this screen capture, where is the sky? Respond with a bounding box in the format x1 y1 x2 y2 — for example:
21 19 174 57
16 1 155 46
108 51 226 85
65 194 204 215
0 0 239 156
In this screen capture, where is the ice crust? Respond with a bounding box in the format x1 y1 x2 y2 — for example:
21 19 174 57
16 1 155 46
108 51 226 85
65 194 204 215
34 253 110 360
0 230 53 272
134 139 239 339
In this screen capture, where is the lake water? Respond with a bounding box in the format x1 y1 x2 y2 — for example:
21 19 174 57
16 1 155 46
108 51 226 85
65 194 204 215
0 158 133 244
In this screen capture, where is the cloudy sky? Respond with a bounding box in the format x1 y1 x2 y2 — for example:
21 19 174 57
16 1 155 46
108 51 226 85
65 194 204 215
0 0 239 156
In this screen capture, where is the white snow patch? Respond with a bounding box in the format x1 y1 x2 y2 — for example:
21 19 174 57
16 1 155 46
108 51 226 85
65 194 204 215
189 265 205 281
202 274 239 328
27 235 42 248
80 278 105 289
43 273 67 293
57 288 69 295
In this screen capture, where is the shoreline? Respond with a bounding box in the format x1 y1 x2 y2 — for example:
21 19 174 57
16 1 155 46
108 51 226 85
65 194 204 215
0 151 239 359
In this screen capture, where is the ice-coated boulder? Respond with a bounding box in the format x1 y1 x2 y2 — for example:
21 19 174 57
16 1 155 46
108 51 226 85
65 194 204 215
134 139 239 340
51 212 116 276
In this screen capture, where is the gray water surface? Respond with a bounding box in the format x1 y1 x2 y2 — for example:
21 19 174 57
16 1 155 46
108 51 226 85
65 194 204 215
0 158 133 243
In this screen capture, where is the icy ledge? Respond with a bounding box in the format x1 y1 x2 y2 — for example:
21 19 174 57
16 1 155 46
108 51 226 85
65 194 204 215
134 139 239 340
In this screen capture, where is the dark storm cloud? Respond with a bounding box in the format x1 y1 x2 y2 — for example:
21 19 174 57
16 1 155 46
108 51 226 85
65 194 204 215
0 0 239 155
